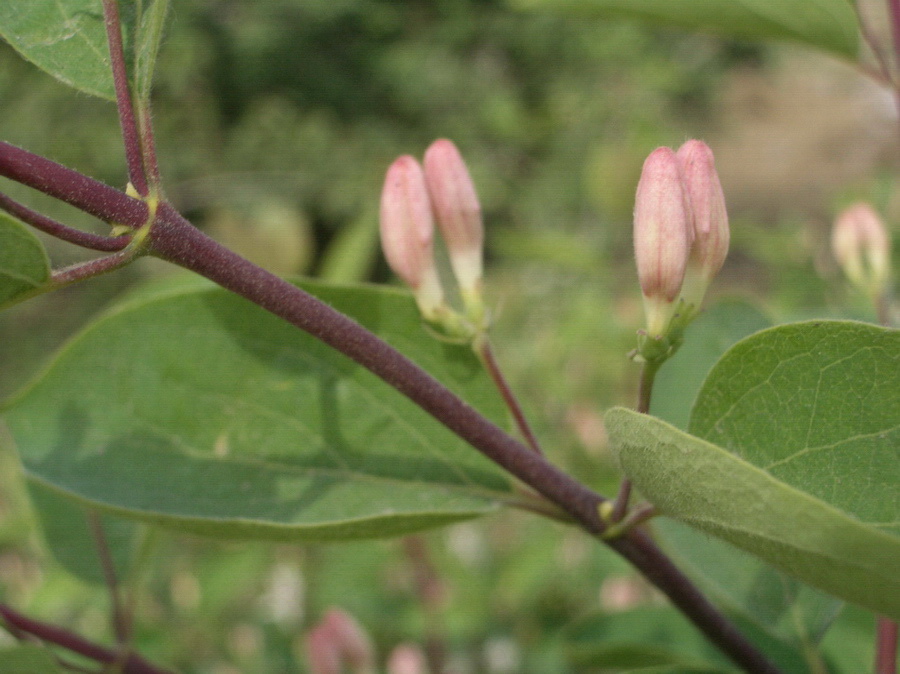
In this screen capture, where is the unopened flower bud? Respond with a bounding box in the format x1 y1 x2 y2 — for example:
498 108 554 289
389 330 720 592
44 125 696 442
387 644 428 674
305 609 375 674
423 139 485 319
634 147 692 337
305 623 342 674
676 139 729 310
832 202 891 295
380 155 445 321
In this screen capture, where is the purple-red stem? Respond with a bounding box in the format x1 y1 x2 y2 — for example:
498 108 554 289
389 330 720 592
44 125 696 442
0 603 174 674
876 617 898 674
102 0 148 198
50 249 139 287
0 192 130 251
610 359 660 523
889 0 900 71
477 339 543 454
87 511 131 644
0 142 782 674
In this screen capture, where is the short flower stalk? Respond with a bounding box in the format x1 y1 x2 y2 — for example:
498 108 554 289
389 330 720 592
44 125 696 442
380 139 543 454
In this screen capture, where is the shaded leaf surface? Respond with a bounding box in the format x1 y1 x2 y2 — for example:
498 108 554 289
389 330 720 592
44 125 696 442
29 481 139 585
0 645 63 673
563 606 730 672
508 0 859 58
3 281 515 540
0 214 50 308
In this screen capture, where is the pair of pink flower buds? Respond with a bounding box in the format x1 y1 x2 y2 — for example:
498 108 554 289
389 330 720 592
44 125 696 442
634 140 730 340
379 139 485 336
380 137 730 346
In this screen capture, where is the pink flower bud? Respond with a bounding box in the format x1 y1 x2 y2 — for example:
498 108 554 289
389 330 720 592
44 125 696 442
634 146 692 336
322 609 375 672
832 202 891 294
380 155 445 320
387 644 428 674
305 608 376 674
676 140 729 288
423 139 484 303
305 623 343 674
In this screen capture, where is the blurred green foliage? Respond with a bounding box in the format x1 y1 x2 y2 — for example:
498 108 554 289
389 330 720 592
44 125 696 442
0 1 890 672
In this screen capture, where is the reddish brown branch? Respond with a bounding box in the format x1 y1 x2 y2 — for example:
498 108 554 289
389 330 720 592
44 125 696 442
0 603 174 674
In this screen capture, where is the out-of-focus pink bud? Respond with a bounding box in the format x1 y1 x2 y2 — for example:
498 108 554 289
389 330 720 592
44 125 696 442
305 608 376 674
832 202 891 294
423 139 484 311
633 146 692 336
380 155 446 320
676 139 729 308
322 608 375 672
305 622 343 674
387 643 429 674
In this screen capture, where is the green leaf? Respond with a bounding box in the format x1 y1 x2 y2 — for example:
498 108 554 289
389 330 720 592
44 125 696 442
3 281 516 541
134 0 169 104
0 645 63 673
28 481 139 585
652 300 771 430
0 213 50 308
563 606 730 672
506 0 859 59
653 303 843 653
689 321 899 539
0 0 114 99
0 1 168 100
605 406 900 619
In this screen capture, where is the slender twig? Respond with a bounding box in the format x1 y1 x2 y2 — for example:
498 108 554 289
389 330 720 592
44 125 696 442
87 511 131 644
876 617 898 674
102 0 148 197
889 0 900 71
609 359 661 523
403 536 446 674
857 1 894 84
137 106 163 192
476 337 543 454
0 249 144 312
876 291 894 328
0 146 782 673
0 191 130 251
0 603 174 674
50 249 142 287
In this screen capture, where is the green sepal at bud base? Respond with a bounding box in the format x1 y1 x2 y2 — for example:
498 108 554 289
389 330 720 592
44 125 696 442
630 298 693 365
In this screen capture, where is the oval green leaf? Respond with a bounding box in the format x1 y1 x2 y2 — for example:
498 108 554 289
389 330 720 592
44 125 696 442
508 0 859 59
652 303 844 651
0 213 50 308
0 1 167 101
3 281 516 541
690 321 899 538
606 409 899 619
0 0 115 99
